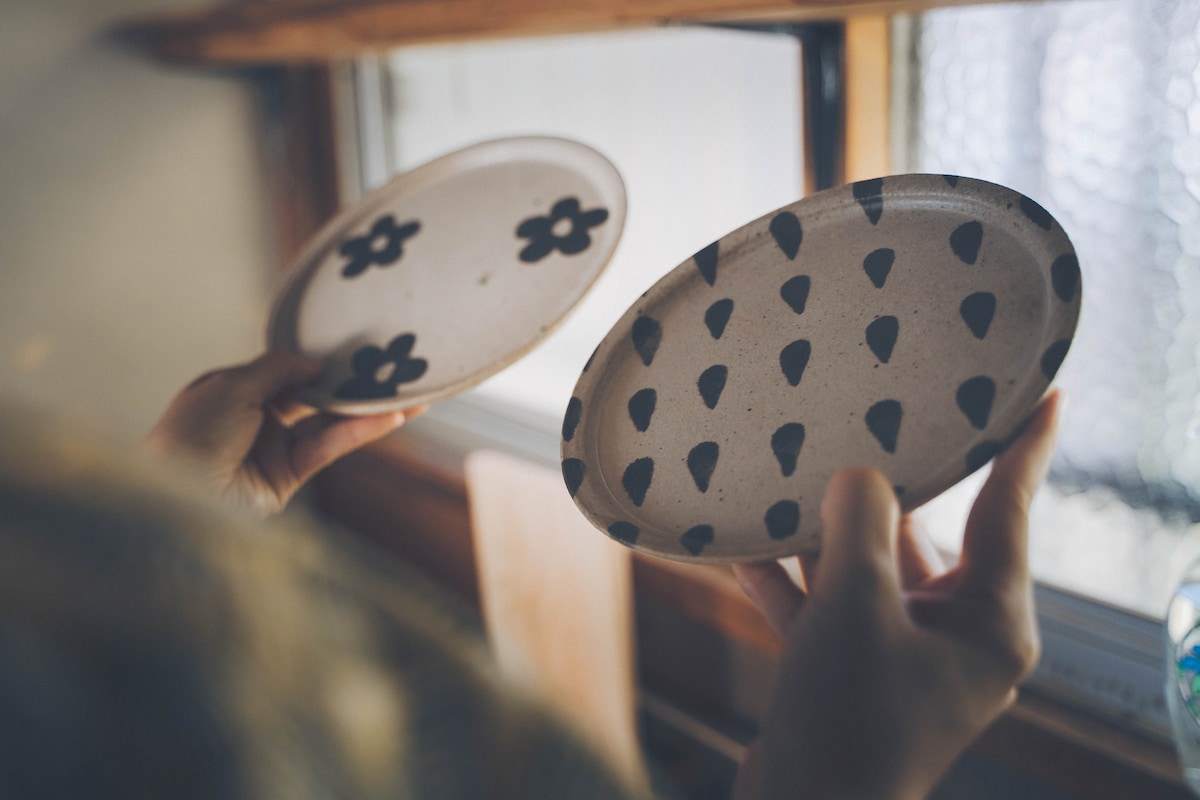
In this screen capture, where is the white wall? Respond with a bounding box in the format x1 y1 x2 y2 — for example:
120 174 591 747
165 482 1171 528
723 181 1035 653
0 0 274 439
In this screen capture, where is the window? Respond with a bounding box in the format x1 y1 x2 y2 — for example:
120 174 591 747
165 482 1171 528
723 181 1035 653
339 7 1194 745
347 26 803 439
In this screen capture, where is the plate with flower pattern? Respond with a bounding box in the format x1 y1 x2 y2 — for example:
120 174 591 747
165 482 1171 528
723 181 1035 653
268 136 626 414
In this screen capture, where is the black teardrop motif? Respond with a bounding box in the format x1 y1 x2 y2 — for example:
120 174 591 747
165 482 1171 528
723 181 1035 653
687 442 719 493
765 500 800 540
866 400 903 453
771 423 806 477
956 376 996 430
705 298 734 339
866 316 899 363
680 525 715 556
951 221 984 265
770 212 803 259
1051 254 1080 303
864 248 894 288
608 521 640 545
562 396 582 442
780 340 812 387
622 457 654 507
562 458 585 497
632 316 662 367
960 292 996 340
944 175 960 187
1020 196 1054 231
698 365 728 410
780 275 811 314
965 441 1002 474
1041 339 1070 380
694 241 719 286
628 388 656 432
853 178 884 225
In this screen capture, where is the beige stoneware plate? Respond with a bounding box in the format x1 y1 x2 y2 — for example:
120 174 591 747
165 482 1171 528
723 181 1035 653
562 175 1080 563
269 136 626 414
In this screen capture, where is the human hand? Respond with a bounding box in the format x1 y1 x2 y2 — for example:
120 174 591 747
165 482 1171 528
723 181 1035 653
146 350 423 518
732 391 1061 800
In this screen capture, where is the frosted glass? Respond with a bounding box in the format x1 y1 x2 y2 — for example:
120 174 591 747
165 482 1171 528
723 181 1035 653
913 0 1200 514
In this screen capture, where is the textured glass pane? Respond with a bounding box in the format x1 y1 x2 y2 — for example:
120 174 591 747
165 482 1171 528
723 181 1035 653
911 0 1200 613
916 0 1200 500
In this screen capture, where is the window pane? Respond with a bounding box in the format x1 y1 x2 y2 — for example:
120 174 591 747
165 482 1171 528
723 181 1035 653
381 28 802 423
909 0 1200 616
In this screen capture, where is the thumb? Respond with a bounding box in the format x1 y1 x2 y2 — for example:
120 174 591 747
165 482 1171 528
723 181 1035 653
228 350 324 406
815 467 903 602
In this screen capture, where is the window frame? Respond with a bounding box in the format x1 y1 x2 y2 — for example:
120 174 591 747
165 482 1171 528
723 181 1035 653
212 8 1191 795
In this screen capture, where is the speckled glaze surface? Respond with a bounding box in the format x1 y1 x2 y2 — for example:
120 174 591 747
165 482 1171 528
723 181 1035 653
562 175 1081 564
269 137 625 414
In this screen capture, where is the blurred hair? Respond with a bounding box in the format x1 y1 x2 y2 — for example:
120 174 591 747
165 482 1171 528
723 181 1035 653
0 405 634 800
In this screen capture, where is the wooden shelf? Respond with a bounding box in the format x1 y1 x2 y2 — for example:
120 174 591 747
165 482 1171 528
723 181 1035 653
122 0 1022 64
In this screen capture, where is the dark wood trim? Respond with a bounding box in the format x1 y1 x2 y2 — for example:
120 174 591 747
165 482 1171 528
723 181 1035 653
257 64 342 269
121 0 1035 65
311 433 1189 798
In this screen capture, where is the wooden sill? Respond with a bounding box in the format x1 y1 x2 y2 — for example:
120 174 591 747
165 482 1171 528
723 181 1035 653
312 429 1191 799
122 0 1026 64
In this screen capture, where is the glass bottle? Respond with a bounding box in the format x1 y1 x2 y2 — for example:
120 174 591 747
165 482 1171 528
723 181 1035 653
1166 569 1200 795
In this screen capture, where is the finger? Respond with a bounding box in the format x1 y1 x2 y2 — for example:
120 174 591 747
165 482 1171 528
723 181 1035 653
897 512 943 589
248 411 299 492
961 390 1062 593
732 561 807 637
816 467 903 599
798 552 821 590
226 350 324 406
289 410 407 484
270 395 319 428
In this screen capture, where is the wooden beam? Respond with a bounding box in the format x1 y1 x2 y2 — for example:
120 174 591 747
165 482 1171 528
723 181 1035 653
257 65 343 269
843 14 890 182
121 0 1032 65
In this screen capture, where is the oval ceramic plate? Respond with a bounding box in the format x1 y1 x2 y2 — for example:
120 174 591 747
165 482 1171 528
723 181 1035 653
269 137 626 414
562 175 1080 563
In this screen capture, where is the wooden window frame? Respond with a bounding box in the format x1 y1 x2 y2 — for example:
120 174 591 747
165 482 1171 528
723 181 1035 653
126 0 1034 65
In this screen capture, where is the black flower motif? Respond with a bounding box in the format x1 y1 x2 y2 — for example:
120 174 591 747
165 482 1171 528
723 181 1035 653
516 197 609 263
340 214 421 278
334 334 428 400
